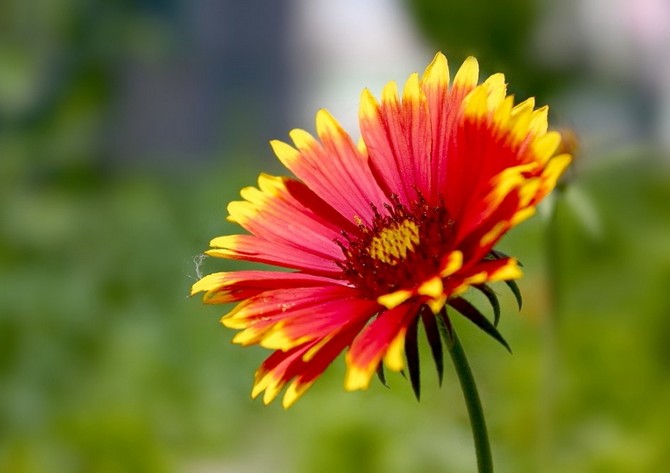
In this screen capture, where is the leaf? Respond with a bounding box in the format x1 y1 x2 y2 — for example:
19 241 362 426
405 316 421 401
448 297 512 353
473 284 501 326
421 308 444 386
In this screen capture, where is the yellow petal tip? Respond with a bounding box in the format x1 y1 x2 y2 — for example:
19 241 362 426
344 364 373 392
421 51 449 89
489 259 523 282
383 330 407 372
440 251 464 277
454 56 479 89
270 139 300 165
359 88 379 120
417 276 444 299
282 381 312 409
377 289 412 309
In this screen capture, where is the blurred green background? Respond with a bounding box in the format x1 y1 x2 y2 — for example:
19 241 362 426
2 1 670 472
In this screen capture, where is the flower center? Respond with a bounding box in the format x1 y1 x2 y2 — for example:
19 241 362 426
368 219 420 265
336 194 455 298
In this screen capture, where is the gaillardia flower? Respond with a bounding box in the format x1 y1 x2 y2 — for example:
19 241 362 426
192 53 571 408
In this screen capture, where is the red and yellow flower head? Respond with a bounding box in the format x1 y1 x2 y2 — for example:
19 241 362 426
192 53 571 408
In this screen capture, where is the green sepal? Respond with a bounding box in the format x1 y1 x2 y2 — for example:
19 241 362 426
473 284 501 326
436 309 455 348
405 316 421 401
421 308 444 386
504 279 523 310
485 249 523 310
487 249 524 267
448 297 512 353
376 363 389 388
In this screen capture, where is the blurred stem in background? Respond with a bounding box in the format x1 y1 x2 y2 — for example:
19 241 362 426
538 130 590 472
539 185 563 473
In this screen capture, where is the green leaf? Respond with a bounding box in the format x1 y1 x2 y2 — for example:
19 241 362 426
421 308 444 386
448 297 512 353
473 284 501 326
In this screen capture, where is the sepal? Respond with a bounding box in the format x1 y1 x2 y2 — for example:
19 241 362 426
421 308 444 386
404 316 421 401
473 284 501 326
504 280 523 310
448 297 512 353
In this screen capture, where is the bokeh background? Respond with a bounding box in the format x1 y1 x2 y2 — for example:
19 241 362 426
2 0 670 472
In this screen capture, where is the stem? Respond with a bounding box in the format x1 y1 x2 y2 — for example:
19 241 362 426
539 189 564 472
442 312 493 473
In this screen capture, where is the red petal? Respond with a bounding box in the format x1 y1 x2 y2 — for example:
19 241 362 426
207 235 341 275
271 110 387 225
191 270 346 304
359 76 431 203
345 302 420 390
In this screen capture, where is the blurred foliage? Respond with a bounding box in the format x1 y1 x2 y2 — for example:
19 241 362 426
405 0 570 100
2 1 670 473
0 0 173 176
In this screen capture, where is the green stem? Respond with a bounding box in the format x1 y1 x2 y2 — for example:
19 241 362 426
539 188 564 472
442 313 493 473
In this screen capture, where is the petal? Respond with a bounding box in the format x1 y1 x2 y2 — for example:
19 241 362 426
453 56 480 91
281 314 372 408
417 276 443 298
359 88 407 200
421 52 450 96
441 86 554 231
271 110 387 224
531 131 561 165
439 250 464 277
259 296 379 351
420 52 452 201
207 235 340 275
252 344 309 405
223 285 377 351
419 55 482 202
455 189 522 258
533 153 572 203
444 257 523 297
223 285 358 330
227 174 348 261
417 276 448 314
483 73 507 110
359 74 432 202
345 302 421 391
377 289 413 310
191 270 345 304
252 303 375 408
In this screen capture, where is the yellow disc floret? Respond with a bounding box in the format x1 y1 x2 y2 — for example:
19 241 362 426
367 219 420 265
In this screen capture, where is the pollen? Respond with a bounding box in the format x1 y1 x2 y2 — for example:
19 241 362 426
368 219 420 265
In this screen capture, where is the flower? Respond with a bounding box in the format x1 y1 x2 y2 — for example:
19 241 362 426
192 53 571 408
